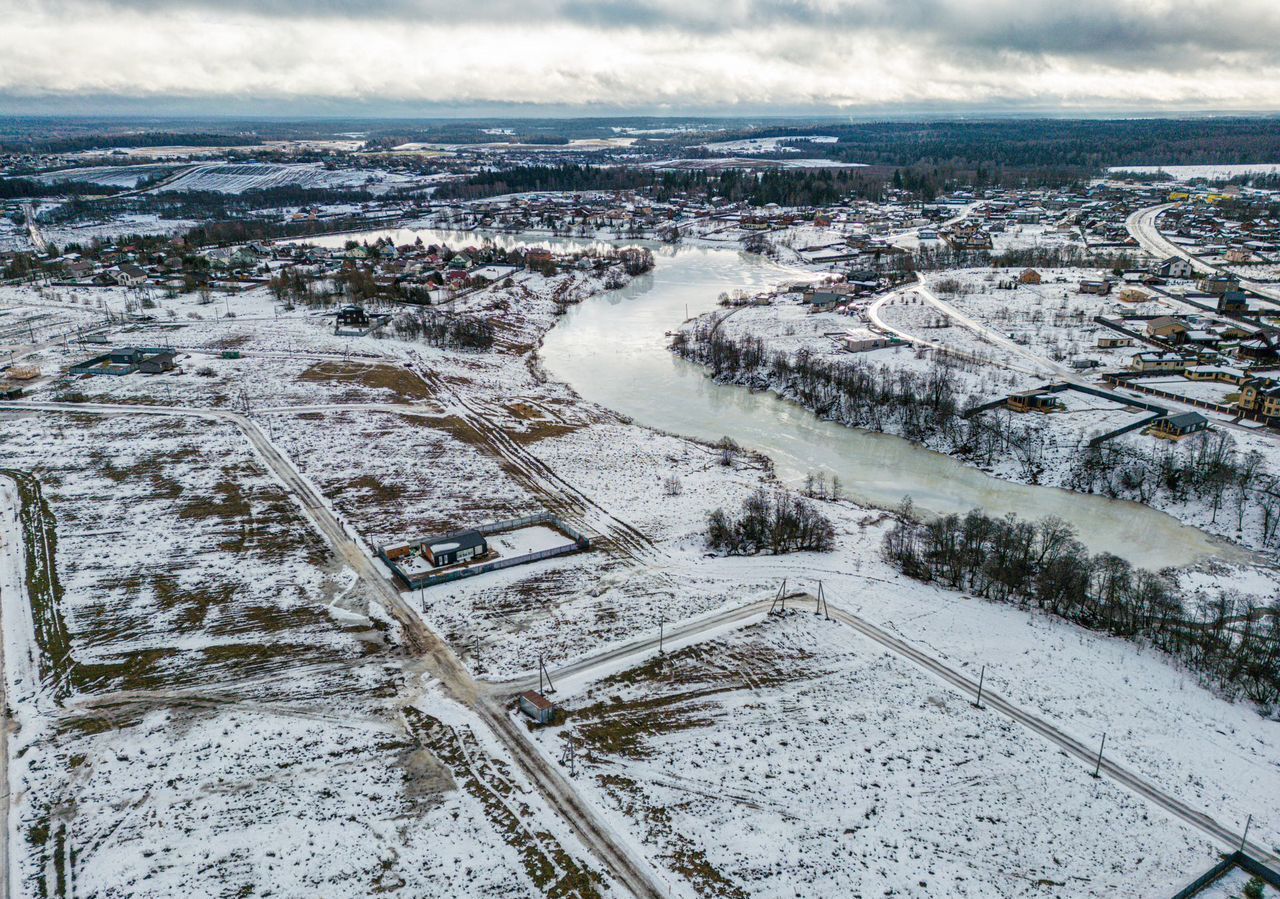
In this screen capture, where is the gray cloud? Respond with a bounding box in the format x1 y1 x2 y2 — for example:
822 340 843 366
3 0 1279 111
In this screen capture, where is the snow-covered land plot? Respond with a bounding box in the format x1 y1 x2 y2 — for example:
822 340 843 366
154 162 420 194
923 268 1170 367
874 289 1058 375
26 163 180 188
0 409 608 897
270 407 540 546
702 135 839 153
489 524 577 557
1109 163 1280 180
531 612 1230 898
33 348 441 411
40 212 199 245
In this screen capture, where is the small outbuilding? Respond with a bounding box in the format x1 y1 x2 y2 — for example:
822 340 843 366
1006 389 1060 413
518 691 557 725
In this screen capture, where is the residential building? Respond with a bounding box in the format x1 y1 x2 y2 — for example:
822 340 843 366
1239 377 1280 421
1150 412 1209 440
1146 316 1189 342
1131 351 1193 373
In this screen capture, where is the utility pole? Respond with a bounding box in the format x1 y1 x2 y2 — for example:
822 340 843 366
658 616 664 656
1091 732 1106 779
769 578 788 615
972 665 985 710
814 580 830 620
538 654 556 694
1241 814 1252 853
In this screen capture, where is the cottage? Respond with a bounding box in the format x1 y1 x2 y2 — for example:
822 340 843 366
1118 288 1151 304
1145 316 1189 342
424 530 488 568
1238 377 1280 421
804 288 850 308
1198 274 1240 296
336 304 370 329
1239 331 1280 362
1217 291 1248 315
137 350 176 374
518 691 557 725
1018 268 1042 285
1150 412 1209 440
1006 390 1060 413
112 263 149 287
1157 256 1195 279
1078 278 1113 295
69 346 176 376
1131 351 1192 373
66 259 95 279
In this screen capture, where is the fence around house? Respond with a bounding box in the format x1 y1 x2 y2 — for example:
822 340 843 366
380 512 591 590
1171 851 1280 899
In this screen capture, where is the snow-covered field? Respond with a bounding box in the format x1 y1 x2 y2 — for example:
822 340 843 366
1109 163 1280 180
530 612 1233 898
155 162 420 194
26 163 180 188
2 224 1279 898
702 135 839 153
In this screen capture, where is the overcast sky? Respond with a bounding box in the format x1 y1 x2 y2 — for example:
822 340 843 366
3 0 1279 116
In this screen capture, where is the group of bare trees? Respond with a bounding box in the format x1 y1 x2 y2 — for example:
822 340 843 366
707 489 836 555
677 326 1280 550
1067 433 1280 546
390 309 495 351
675 328 966 444
883 506 1280 705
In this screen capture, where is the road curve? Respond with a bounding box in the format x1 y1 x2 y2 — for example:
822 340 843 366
1127 204 1280 308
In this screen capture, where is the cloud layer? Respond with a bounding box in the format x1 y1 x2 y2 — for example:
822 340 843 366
3 0 1279 113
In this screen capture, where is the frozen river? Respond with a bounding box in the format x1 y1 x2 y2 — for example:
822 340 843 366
310 226 1238 569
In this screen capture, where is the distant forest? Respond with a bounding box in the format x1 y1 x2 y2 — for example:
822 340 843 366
436 164 890 205
701 118 1280 169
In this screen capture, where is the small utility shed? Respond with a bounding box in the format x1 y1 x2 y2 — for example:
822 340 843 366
519 691 557 725
425 530 487 568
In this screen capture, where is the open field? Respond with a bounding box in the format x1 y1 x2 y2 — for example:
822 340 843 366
532 612 1230 898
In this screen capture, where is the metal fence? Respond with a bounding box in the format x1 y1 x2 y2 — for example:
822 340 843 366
380 512 591 590
1171 851 1280 899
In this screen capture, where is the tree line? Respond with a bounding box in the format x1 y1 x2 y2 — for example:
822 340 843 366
883 505 1280 705
675 327 1280 550
434 163 891 206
